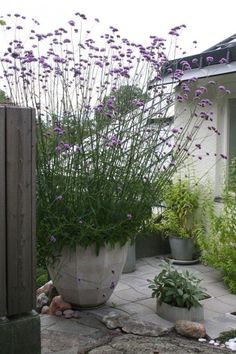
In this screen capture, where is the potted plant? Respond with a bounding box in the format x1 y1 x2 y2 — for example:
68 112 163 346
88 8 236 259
147 261 205 322
150 178 204 261
1 14 220 308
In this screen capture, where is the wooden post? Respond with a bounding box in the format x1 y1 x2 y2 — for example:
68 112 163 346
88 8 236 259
0 107 6 317
0 106 36 316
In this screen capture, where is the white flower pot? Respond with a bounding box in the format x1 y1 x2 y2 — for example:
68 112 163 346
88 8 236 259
156 300 204 322
47 243 128 308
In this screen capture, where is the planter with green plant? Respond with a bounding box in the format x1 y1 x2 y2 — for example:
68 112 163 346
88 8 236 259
148 261 205 322
150 179 204 261
0 13 228 307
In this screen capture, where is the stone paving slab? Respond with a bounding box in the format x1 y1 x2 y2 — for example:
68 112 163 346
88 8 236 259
205 313 236 339
40 257 236 353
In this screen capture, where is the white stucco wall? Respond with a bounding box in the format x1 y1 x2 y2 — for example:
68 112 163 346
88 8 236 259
175 72 236 197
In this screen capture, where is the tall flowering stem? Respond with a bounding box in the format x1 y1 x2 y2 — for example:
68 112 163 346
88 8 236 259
0 14 227 261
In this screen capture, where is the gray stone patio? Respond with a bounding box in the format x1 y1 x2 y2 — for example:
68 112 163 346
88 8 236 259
41 257 236 353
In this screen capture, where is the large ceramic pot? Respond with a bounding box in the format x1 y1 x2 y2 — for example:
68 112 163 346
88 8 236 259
169 236 194 261
122 241 136 273
156 301 204 322
47 243 128 308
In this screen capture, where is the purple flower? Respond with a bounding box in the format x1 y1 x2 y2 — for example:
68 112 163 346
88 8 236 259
219 58 228 64
75 145 81 152
68 20 75 26
49 235 57 243
206 56 214 64
176 95 184 102
171 128 179 133
127 213 132 220
192 58 198 64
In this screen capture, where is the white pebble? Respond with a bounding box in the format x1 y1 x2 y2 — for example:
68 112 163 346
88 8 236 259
227 342 236 351
55 310 62 316
198 338 207 342
209 340 215 345
214 342 219 346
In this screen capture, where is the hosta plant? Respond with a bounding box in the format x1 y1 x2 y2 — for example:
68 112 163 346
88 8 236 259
148 260 206 309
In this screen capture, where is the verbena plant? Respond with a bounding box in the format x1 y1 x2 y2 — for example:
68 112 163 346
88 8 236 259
148 260 206 309
0 14 229 262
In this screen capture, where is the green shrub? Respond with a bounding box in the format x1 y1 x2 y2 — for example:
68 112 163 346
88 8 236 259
197 158 236 293
147 260 206 309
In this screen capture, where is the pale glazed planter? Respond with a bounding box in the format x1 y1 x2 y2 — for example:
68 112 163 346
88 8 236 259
48 243 128 308
156 300 204 322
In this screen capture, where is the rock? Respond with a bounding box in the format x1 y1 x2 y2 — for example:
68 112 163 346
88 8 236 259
47 295 72 315
37 280 53 296
209 340 215 344
175 320 206 339
41 305 49 314
122 319 171 337
72 311 80 318
63 309 75 319
102 313 172 337
55 310 63 317
36 292 49 311
102 313 128 329
198 338 207 342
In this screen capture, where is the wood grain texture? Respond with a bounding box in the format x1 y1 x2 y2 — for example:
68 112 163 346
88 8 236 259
6 107 35 316
0 107 6 316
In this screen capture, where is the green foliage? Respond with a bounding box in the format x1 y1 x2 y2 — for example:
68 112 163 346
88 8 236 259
95 85 150 130
197 158 236 293
217 330 236 343
36 267 49 288
0 89 7 103
147 260 205 309
150 178 205 239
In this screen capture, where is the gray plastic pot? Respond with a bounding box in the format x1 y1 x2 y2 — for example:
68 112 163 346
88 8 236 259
169 236 194 261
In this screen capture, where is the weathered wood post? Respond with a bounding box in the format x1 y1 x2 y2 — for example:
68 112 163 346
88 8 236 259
0 106 40 354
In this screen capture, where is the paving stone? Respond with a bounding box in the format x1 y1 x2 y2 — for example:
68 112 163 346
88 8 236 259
40 315 57 329
107 293 130 306
204 282 229 297
136 297 156 311
118 276 148 289
114 281 130 291
217 293 236 306
86 305 127 319
203 298 236 314
114 288 147 302
203 309 220 320
45 317 100 335
205 313 236 339
117 302 154 315
133 313 173 330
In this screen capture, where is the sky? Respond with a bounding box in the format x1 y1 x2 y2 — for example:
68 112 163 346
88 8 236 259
1 0 236 56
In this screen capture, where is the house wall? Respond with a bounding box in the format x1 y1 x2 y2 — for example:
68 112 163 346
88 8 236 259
175 72 236 197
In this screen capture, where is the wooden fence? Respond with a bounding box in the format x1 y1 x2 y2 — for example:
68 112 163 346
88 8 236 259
0 106 36 317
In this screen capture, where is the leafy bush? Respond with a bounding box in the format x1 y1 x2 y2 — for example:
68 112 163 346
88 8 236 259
150 178 205 239
147 260 206 309
197 158 236 293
